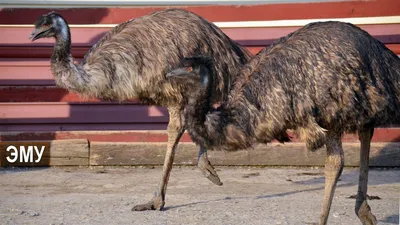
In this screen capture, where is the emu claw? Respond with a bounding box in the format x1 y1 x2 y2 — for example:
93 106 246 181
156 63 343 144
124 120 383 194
198 154 223 186
132 197 164 211
357 201 377 225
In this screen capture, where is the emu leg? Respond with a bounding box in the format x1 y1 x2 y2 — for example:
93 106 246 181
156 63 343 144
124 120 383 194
197 102 222 185
198 147 223 186
132 109 184 211
355 128 377 225
319 133 344 225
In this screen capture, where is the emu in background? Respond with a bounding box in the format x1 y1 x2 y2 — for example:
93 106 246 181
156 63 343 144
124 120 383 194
29 9 252 211
167 21 400 225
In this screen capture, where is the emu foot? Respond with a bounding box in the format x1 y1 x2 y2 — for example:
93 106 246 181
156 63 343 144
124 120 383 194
198 154 223 186
132 197 164 211
357 201 377 225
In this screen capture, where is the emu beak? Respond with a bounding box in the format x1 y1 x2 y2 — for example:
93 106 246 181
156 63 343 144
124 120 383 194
29 29 39 41
29 27 49 41
166 67 192 78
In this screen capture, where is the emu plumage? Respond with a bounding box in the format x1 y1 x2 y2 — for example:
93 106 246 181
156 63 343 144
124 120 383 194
168 21 400 225
30 9 252 211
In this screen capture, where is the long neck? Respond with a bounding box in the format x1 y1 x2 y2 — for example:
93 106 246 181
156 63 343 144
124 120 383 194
50 18 91 95
185 67 214 137
184 67 254 151
52 27 71 62
187 71 213 123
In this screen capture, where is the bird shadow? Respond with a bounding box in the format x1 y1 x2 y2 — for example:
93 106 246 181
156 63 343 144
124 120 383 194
163 182 353 211
0 167 49 174
163 196 249 210
294 167 400 186
292 143 400 187
380 214 399 224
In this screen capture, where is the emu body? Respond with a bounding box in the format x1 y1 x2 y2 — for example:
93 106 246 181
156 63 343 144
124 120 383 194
168 21 400 225
30 9 252 211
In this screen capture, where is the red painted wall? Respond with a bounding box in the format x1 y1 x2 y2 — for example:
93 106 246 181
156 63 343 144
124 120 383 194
0 1 399 142
1 0 399 24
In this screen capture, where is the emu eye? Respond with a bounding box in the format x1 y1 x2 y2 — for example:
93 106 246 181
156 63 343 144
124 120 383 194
186 67 193 72
41 23 51 28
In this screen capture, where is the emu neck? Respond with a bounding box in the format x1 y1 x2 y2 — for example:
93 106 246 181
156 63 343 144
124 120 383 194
49 18 92 95
52 20 72 62
186 82 213 125
184 69 261 151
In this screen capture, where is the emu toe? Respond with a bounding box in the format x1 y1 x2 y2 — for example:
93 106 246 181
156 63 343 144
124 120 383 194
198 154 223 186
132 198 165 211
357 201 377 225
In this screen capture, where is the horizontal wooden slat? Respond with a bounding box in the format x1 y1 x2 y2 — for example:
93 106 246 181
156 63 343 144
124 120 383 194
1 129 399 142
0 123 168 132
0 86 109 102
0 103 169 124
222 25 400 45
0 42 397 59
1 0 399 24
2 24 400 46
1 47 265 60
0 66 54 86
0 46 93 59
89 142 400 167
0 58 81 86
1 27 109 46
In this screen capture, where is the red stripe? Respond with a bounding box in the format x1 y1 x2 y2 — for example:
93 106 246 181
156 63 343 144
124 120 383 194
0 86 107 102
0 0 399 24
1 129 399 142
0 103 169 124
0 123 168 132
2 25 399 47
0 44 398 60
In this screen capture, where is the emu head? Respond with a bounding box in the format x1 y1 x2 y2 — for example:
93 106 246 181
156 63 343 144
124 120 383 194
166 56 214 88
29 11 68 41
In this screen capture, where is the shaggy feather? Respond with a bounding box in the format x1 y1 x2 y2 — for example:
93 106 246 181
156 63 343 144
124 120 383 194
32 9 252 106
169 21 400 151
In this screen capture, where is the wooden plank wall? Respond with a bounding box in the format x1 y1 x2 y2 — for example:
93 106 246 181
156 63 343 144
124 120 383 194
0 0 399 142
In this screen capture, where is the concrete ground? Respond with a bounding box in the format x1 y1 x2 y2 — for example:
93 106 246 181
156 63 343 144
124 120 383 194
0 166 398 225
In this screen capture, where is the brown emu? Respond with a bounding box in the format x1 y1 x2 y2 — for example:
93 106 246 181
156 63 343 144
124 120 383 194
167 21 400 225
29 9 252 211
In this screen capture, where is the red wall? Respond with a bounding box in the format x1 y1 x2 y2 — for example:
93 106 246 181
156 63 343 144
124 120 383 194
0 0 399 142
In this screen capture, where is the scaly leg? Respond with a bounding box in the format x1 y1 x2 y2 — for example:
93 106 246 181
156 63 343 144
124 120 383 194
198 147 223 186
132 108 184 211
197 102 223 185
355 128 377 225
319 132 344 225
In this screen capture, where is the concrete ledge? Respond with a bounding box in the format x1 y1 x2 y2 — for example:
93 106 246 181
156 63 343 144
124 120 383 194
2 128 399 142
48 139 89 166
90 142 400 167
1 139 398 167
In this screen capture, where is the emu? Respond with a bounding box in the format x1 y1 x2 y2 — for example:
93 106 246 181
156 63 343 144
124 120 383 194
29 9 252 211
166 21 400 225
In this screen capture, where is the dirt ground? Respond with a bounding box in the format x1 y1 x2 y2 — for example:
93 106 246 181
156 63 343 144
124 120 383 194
0 166 398 225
